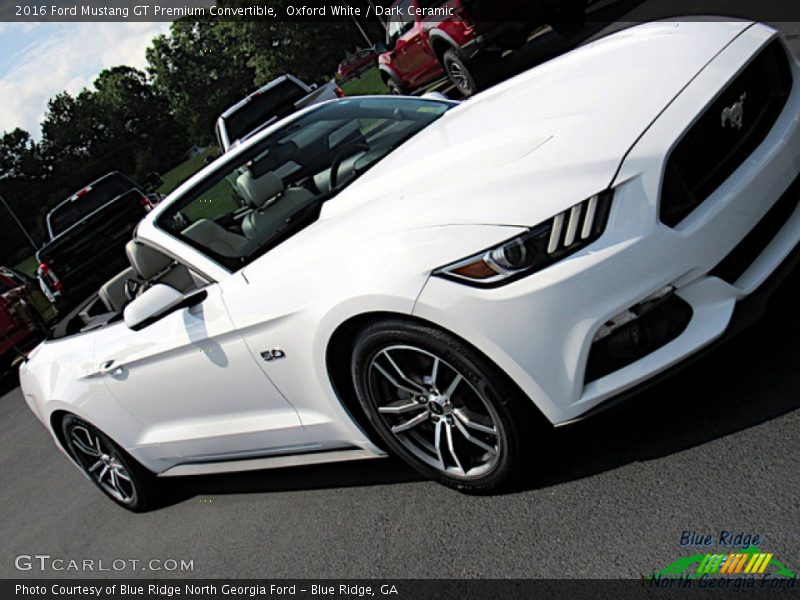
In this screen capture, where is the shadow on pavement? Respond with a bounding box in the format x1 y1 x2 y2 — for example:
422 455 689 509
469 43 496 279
0 371 19 397
159 456 423 508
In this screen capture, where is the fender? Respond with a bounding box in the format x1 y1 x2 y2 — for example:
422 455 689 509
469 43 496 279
378 63 403 84
427 29 462 63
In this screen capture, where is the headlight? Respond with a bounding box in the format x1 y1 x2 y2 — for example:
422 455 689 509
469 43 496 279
433 191 612 287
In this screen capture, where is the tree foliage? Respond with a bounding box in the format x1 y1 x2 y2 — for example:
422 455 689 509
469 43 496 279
1 14 377 265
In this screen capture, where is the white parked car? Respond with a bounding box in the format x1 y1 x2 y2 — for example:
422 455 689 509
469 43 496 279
20 21 800 511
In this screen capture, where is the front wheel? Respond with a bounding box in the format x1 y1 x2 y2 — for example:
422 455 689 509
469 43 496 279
442 49 478 97
61 415 160 511
351 319 545 492
385 76 407 96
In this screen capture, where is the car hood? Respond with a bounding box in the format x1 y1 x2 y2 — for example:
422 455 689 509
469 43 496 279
322 21 752 228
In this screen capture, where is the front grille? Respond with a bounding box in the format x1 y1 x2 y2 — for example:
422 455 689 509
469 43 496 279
660 40 793 228
711 171 800 284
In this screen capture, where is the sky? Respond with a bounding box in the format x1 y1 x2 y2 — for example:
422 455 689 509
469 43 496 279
0 21 170 140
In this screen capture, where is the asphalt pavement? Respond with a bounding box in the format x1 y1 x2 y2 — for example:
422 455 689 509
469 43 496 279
1 4 800 580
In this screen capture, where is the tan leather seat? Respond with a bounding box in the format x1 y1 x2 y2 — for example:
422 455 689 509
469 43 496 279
98 267 138 313
182 220 252 258
236 171 283 208
241 186 317 244
125 240 196 293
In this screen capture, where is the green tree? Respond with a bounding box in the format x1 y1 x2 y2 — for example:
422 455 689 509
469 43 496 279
146 20 256 145
0 128 45 179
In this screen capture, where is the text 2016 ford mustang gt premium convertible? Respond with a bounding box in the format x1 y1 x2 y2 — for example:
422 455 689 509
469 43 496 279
19 21 800 510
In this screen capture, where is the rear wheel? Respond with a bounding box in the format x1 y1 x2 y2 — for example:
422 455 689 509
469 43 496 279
351 319 546 492
443 49 478 97
385 76 407 96
61 415 160 511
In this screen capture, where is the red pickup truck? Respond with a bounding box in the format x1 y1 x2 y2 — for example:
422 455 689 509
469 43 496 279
378 0 586 96
0 268 54 377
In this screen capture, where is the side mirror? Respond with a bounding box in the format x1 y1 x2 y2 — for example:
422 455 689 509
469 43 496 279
123 284 186 331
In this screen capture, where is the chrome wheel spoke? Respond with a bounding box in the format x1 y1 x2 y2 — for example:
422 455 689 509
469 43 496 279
114 468 131 483
429 357 440 388
453 417 497 456
381 350 427 394
71 434 100 457
444 373 462 398
88 460 103 473
445 423 465 474
378 400 425 415
434 421 446 471
111 469 131 501
454 407 497 436
372 363 423 397
391 411 429 434
109 469 120 491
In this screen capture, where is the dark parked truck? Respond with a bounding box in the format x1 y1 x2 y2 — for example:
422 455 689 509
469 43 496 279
215 74 345 153
36 172 155 310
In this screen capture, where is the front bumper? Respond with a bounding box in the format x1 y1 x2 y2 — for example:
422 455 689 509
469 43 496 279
565 232 800 425
414 26 800 425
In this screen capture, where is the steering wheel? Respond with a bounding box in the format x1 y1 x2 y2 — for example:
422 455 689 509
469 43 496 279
329 142 371 191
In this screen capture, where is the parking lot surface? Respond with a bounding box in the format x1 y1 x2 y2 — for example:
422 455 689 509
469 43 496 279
1 6 799 580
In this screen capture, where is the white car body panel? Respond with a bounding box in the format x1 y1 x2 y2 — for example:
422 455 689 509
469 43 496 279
320 21 751 229
19 21 800 478
415 23 800 423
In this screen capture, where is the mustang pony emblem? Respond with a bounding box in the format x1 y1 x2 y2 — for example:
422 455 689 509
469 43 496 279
721 93 747 130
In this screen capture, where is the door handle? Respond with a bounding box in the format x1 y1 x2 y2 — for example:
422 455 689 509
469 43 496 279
99 360 126 376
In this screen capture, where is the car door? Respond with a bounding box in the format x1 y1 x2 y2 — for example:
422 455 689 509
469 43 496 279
388 0 435 87
93 282 313 463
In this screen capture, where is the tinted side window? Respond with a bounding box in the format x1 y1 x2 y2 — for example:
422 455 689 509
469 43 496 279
48 174 136 236
387 0 415 45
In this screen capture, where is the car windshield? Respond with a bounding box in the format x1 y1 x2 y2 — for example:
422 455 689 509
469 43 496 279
48 174 135 237
158 97 453 271
224 79 308 145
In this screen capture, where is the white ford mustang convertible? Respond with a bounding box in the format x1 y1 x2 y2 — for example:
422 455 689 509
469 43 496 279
20 21 800 510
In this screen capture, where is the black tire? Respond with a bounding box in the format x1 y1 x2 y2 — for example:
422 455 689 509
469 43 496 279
61 414 160 512
442 48 478 97
351 318 547 493
385 76 407 96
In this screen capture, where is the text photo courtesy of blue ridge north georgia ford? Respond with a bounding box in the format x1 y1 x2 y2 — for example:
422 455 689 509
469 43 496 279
0 0 799 593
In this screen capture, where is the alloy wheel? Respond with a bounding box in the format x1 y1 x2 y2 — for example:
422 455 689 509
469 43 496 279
67 423 136 505
448 63 471 92
366 345 502 479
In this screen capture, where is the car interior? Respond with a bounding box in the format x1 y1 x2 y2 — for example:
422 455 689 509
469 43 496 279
166 113 415 267
53 240 203 339
51 99 452 340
